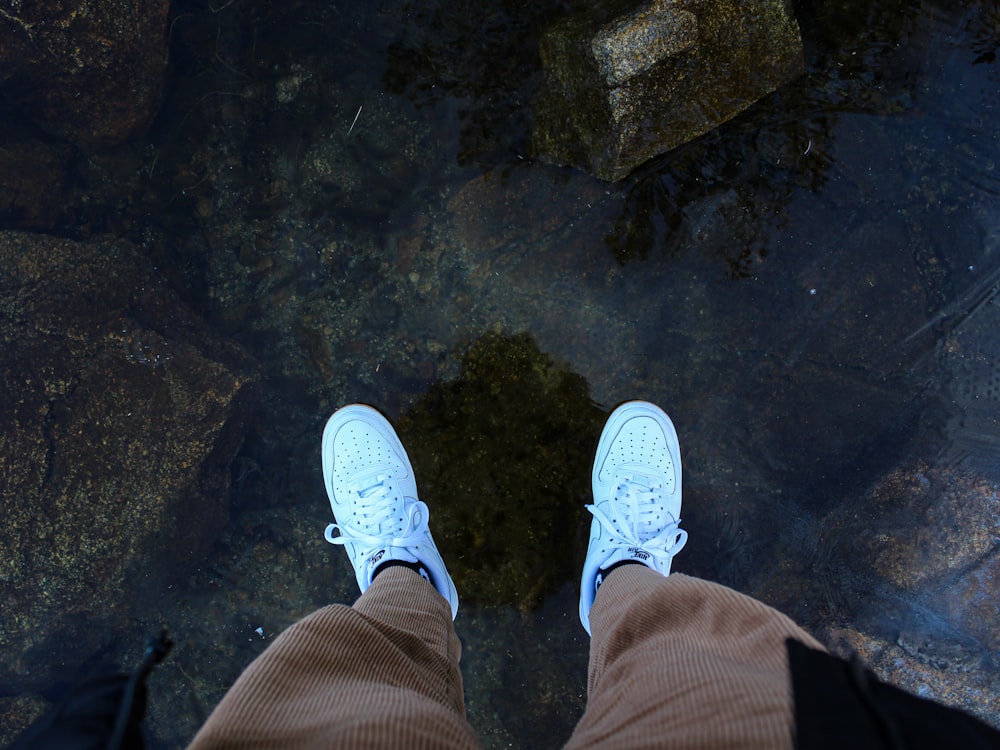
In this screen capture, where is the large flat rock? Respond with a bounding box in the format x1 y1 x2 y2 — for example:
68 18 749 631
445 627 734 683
0 232 257 691
0 0 170 146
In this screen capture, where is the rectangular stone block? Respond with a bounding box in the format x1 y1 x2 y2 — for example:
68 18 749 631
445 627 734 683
534 0 804 181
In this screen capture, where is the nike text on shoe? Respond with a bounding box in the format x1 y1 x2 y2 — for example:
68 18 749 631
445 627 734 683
321 404 459 618
579 401 688 634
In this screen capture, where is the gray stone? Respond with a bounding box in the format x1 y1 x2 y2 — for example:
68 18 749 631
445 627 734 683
0 232 257 691
534 0 805 181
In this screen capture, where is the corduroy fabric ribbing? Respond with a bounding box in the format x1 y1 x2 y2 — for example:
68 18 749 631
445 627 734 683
187 565 825 749
564 566 826 750
186 566 480 750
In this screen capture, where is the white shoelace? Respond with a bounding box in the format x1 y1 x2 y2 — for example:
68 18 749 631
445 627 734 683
324 473 430 548
586 474 688 564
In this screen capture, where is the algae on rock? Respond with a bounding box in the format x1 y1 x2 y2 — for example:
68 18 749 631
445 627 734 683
534 0 805 180
398 332 605 610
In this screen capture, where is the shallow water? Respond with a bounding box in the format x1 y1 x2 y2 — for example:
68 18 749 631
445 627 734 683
3 0 1000 746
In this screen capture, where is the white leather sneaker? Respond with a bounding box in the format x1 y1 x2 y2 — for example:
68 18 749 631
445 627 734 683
579 401 687 634
322 404 459 618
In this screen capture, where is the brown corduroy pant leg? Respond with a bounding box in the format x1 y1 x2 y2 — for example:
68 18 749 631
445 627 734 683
188 564 822 749
186 566 481 750
565 566 826 750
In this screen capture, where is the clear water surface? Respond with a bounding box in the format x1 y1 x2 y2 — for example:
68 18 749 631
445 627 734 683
3 0 1000 746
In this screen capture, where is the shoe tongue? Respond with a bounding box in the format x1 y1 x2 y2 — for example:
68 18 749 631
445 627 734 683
629 473 654 489
352 470 390 495
618 465 657 489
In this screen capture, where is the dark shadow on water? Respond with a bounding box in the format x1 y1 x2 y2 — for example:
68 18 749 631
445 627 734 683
397 331 605 610
383 0 579 168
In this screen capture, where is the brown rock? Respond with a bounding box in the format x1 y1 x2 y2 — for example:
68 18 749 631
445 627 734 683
0 135 73 230
860 465 1000 592
0 231 257 691
0 0 170 146
829 626 1000 729
445 166 609 255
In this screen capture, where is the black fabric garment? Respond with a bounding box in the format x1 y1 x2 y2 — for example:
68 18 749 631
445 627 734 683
7 673 145 750
788 638 1000 750
8 631 172 750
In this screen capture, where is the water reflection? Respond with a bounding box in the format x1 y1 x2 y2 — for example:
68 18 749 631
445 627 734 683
383 0 577 166
2 0 1000 747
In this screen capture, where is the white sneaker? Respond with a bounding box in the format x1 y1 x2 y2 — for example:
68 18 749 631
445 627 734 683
321 404 459 618
579 401 687 634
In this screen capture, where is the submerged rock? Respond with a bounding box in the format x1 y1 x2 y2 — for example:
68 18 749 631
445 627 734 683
0 0 170 146
812 463 1000 728
0 133 73 230
397 332 605 610
0 232 257 691
534 0 804 180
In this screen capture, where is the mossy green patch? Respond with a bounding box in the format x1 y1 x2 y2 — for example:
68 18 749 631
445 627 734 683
398 332 605 610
